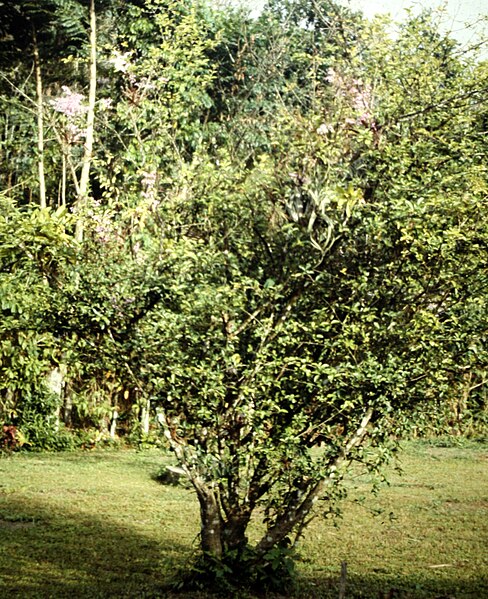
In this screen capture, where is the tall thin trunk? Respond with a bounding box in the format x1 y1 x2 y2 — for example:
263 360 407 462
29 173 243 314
32 27 46 209
76 0 97 242
47 366 65 431
61 152 67 207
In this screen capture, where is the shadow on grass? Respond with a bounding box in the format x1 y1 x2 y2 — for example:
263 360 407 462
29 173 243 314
0 494 189 598
0 494 486 598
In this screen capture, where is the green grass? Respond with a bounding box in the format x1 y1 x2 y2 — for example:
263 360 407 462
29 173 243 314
0 440 487 598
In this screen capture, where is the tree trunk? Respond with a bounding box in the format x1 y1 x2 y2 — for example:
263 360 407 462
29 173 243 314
32 27 46 209
76 0 97 242
196 486 223 557
63 388 73 426
222 509 251 551
110 408 118 438
158 408 224 556
141 398 150 434
61 152 67 207
47 366 65 431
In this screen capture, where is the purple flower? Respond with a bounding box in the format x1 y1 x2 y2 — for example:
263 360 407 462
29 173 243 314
50 86 87 118
326 68 375 128
65 123 86 144
141 170 157 187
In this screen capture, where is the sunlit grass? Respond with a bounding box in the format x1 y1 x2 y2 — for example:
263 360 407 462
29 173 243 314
0 440 486 598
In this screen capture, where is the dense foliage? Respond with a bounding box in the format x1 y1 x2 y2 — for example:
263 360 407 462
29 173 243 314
1 0 487 591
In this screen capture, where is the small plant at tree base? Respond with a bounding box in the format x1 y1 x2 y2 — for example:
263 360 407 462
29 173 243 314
174 542 297 595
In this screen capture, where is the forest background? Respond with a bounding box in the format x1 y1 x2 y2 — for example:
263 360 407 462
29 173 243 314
0 0 487 591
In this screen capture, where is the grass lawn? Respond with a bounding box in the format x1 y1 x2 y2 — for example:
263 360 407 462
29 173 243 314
0 439 486 598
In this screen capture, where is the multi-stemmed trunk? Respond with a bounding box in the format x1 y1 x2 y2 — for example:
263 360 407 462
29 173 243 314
160 405 374 584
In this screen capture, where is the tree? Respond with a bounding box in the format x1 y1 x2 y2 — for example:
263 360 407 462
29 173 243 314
107 6 486 592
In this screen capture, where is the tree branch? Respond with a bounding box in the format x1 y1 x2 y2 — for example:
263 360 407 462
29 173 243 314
256 406 374 554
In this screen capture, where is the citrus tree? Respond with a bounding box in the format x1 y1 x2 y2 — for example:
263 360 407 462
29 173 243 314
111 4 487 591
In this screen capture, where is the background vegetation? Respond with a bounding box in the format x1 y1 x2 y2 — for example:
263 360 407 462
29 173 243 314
0 0 487 591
